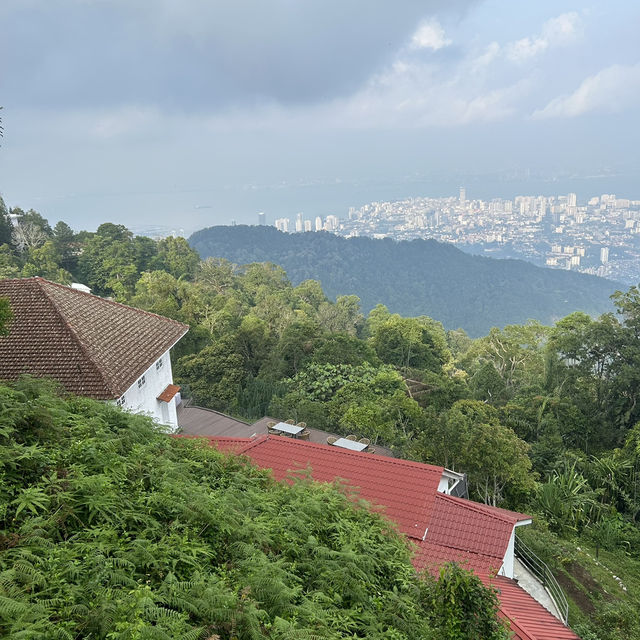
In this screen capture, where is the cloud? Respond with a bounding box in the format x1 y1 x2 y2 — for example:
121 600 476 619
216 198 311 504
1 0 470 111
506 12 581 63
533 62 640 119
410 19 452 51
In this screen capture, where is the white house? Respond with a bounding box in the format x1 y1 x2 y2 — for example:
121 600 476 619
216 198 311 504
0 277 189 429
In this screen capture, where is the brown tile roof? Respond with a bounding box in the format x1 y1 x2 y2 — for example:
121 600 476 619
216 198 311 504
0 277 189 399
157 384 181 402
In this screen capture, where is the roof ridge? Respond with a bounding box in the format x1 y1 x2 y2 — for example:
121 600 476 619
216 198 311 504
240 433 445 472
236 433 271 453
34 278 117 396
35 278 189 332
436 492 526 523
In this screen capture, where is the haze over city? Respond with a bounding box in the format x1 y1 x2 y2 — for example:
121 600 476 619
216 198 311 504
1 0 639 233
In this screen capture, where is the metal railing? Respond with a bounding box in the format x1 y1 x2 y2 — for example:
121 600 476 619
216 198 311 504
514 534 569 625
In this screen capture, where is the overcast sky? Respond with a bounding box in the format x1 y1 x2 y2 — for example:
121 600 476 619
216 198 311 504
1 0 639 233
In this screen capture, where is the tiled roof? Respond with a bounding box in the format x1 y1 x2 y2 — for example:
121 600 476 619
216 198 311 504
0 278 188 399
174 434 254 454
192 435 580 640
157 384 181 402
412 493 524 575
485 576 580 640
221 434 443 540
413 540 503 575
430 494 522 556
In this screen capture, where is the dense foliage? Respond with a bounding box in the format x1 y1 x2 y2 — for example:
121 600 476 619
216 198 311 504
5 201 640 636
1 378 452 639
188 225 615 336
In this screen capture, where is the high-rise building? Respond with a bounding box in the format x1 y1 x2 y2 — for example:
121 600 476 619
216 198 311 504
257 212 266 226
568 193 577 208
304 220 312 232
459 187 466 204
324 215 339 231
295 212 303 233
600 247 609 264
315 216 323 231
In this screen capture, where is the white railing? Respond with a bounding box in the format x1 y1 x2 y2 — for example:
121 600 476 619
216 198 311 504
514 534 569 625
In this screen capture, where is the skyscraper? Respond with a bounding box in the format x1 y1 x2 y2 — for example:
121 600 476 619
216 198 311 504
257 212 266 226
459 187 466 204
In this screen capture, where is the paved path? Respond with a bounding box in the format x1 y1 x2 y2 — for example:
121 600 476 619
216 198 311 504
513 558 562 621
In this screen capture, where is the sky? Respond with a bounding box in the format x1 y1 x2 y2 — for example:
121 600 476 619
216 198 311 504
1 0 639 234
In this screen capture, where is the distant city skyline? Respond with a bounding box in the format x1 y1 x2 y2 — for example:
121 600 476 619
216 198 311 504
1 1 639 231
266 188 640 285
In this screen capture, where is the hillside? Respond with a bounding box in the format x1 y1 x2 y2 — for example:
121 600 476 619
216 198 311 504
189 225 619 336
1 378 483 639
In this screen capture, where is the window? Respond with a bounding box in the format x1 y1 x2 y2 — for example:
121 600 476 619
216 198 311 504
156 358 163 371
137 375 146 388
116 395 126 407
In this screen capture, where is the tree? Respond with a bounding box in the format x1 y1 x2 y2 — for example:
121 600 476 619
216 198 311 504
0 243 20 278
132 235 158 273
548 311 625 449
153 235 200 279
432 400 535 506
77 225 139 298
371 314 450 372
316 294 363 335
312 333 380 366
422 563 509 640
293 279 327 311
20 241 72 283
272 318 321 377
130 270 182 318
175 338 245 411
196 256 239 295
52 220 77 272
460 322 548 404
234 314 274 378
10 209 53 252
0 196 14 247
241 262 291 301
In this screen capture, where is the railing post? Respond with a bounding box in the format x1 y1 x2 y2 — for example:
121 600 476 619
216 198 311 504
514 533 569 626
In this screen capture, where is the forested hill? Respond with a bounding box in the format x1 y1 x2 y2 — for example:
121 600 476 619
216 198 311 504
189 225 618 336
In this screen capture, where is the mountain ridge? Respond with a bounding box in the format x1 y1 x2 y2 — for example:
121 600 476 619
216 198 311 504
189 225 620 336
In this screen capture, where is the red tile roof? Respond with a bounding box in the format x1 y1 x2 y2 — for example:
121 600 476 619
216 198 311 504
157 384 181 403
485 576 580 640
413 493 525 575
174 434 254 454
0 278 188 399
215 434 443 540
191 435 580 640
413 540 502 575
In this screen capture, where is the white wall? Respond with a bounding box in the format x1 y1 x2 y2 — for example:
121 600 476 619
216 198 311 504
500 527 516 578
500 521 531 579
115 350 179 429
438 469 465 494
